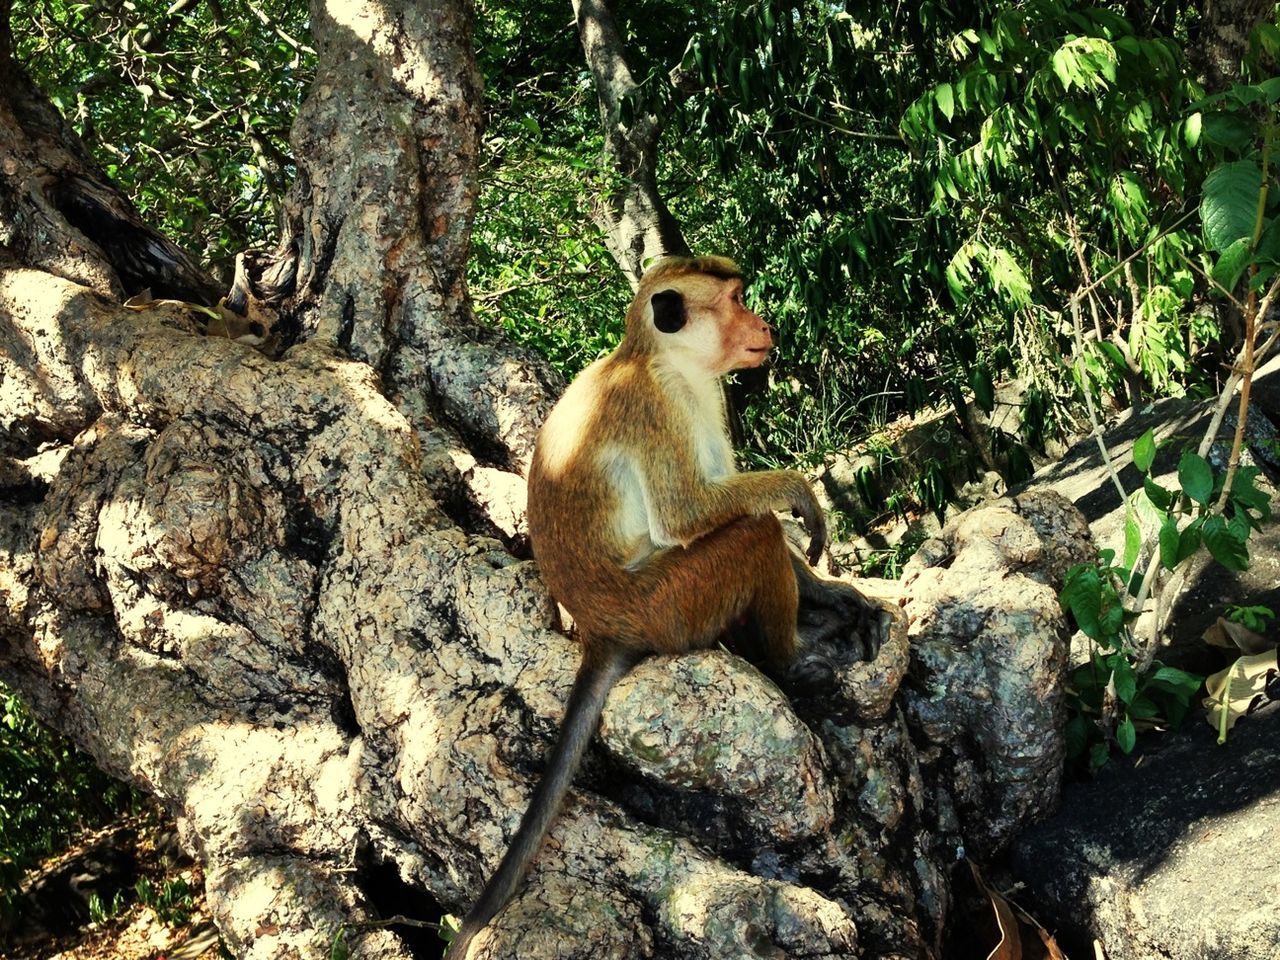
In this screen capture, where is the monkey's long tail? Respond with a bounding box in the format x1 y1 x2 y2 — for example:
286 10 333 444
444 648 638 959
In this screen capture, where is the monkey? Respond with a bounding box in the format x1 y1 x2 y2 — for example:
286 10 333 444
444 255 871 958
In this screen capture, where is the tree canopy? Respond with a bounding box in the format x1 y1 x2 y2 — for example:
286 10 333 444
17 0 1279 495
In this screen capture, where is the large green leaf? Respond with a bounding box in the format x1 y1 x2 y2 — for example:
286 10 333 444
1201 160 1263 253
1116 715 1137 753
1178 451 1213 505
969 362 995 412
1211 236 1254 293
1200 112 1255 152
1144 476 1173 512
1133 428 1156 473
1203 515 1249 571
935 82 955 121
1158 513 1179 569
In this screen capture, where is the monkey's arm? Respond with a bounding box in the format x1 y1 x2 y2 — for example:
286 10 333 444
643 455 828 563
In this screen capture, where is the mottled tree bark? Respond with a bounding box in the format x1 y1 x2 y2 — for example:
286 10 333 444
0 2 1082 959
1188 0 1273 93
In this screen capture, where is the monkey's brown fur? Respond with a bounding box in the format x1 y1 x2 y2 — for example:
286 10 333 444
445 256 868 958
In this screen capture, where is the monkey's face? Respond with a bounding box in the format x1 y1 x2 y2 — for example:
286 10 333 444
649 276 773 376
714 280 774 372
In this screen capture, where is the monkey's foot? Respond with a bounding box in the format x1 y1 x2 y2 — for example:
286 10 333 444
797 601 870 664
781 652 838 696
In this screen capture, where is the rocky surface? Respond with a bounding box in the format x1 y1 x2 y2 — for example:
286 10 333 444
1011 703 1280 960
1007 358 1280 960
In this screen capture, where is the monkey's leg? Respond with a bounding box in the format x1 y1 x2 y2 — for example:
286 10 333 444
652 514 841 694
790 554 873 644
627 515 800 661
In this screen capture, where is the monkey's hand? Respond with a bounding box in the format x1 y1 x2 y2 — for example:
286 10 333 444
791 488 828 565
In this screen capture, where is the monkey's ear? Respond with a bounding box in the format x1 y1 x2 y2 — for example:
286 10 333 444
650 289 686 333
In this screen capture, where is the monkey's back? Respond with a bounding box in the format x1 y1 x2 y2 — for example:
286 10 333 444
527 354 668 633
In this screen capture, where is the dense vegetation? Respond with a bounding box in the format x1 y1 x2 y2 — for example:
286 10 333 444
17 1 1278 477
0 686 133 919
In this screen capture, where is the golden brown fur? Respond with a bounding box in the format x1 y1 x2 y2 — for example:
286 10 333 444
528 255 823 668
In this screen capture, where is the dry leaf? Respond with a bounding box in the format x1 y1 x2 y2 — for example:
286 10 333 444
969 862 1068 960
1202 617 1274 656
1203 651 1279 738
971 863 1022 960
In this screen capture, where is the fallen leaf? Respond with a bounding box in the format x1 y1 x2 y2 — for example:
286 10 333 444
1202 617 1274 656
1203 651 1279 740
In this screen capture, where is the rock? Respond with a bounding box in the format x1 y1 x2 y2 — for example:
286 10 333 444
1003 355 1280 960
1010 703 1280 960
900 491 1094 857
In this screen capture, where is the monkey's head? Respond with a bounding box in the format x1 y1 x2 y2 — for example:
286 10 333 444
624 256 774 376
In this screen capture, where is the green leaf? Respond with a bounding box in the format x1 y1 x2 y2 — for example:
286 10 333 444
935 82 955 121
1133 428 1156 473
1065 714 1091 758
1184 112 1202 148
1060 564 1103 639
1116 715 1136 753
1150 666 1203 697
1257 216 1280 264
1203 514 1249 571
1200 112 1256 152
1201 160 1264 253
1177 517 1204 564
1143 476 1173 512
1113 657 1137 704
1230 466 1272 518
969 362 995 412
1211 236 1253 293
1087 742 1111 772
1258 76 1280 102
1177 451 1213 504
1096 340 1127 373
1128 694 1160 719
984 247 1031 305
1123 511 1141 569
1051 45 1076 90
1158 513 1179 569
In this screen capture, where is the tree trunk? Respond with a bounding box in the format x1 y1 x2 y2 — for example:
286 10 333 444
0 3 1082 958
572 0 690 286
1188 0 1273 93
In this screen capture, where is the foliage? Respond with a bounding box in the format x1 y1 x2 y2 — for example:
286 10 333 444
1059 420 1272 770
16 0 1277 528
13 0 313 279
467 1 631 375
88 888 129 925
1225 603 1275 632
135 874 197 927
859 524 931 580
1059 551 1201 772
1196 77 1280 299
0 684 134 918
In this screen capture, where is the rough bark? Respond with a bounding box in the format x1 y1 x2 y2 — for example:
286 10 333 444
572 0 689 286
1187 0 1273 93
1 3 1085 958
